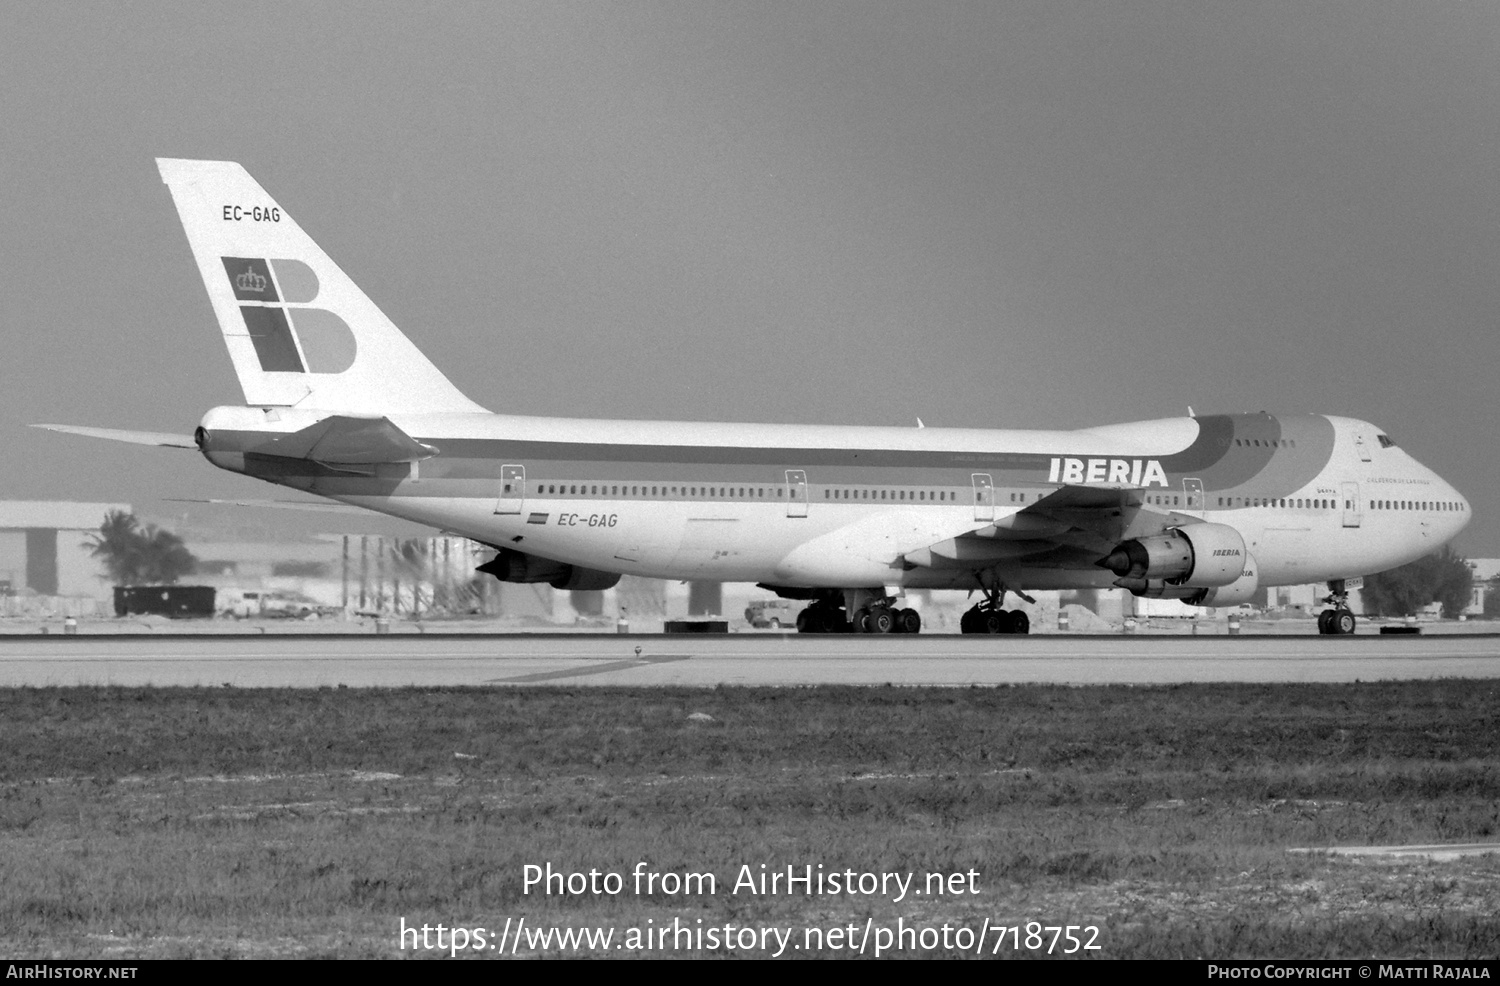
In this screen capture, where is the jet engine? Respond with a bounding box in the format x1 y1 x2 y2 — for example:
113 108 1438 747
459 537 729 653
1190 561 1260 606
476 548 621 591
1111 552 1259 606
1097 523 1247 588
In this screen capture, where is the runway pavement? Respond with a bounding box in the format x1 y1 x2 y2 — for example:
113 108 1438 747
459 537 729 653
1 632 1497 687
1292 844 1500 861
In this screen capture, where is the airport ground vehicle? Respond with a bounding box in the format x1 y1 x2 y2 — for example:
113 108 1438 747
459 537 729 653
219 589 324 619
744 599 800 629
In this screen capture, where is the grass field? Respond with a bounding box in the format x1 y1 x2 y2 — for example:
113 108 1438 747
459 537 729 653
1 682 1498 958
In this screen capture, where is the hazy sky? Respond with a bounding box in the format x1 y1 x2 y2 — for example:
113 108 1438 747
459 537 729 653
3 1 1497 553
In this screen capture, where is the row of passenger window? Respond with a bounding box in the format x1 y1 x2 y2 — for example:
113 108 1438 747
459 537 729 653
826 489 951 501
532 483 974 502
537 483 786 498
527 485 1463 514
1215 496 1467 512
1220 496 1336 509
1370 499 1465 512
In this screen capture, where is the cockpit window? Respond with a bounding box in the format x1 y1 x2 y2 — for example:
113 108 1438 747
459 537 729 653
1377 434 1396 448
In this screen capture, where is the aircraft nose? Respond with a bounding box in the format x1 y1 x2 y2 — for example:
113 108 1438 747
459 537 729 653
1439 476 1472 536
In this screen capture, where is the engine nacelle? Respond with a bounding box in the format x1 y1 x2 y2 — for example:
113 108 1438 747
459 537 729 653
476 548 568 584
1191 559 1260 607
551 567 624 591
1098 522 1247 588
1113 579 1208 602
476 549 621 591
1114 552 1260 606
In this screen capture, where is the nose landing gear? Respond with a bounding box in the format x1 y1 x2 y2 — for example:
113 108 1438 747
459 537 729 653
1317 580 1357 635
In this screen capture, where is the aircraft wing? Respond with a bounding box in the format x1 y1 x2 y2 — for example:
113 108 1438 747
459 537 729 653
904 484 1193 571
32 424 198 448
163 497 371 514
1024 484 1143 512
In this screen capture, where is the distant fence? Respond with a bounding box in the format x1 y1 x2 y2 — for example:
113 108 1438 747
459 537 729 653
335 537 671 620
340 536 496 616
0 595 113 618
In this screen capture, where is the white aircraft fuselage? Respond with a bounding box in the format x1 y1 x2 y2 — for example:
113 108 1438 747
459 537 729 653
194 403 1469 596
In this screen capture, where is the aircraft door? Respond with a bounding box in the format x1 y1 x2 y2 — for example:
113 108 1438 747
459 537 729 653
786 470 808 518
1341 481 1361 528
1183 477 1205 518
972 474 994 522
494 464 525 515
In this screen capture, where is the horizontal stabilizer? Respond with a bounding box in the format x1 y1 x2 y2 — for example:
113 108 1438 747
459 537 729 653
164 497 369 514
246 415 437 465
33 423 198 448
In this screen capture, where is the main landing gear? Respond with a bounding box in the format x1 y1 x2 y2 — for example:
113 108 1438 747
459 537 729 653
795 599 848 634
850 603 922 635
1316 580 1357 636
795 592 922 634
960 587 1030 635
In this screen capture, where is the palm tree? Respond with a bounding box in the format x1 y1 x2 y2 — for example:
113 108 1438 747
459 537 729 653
88 510 197 585
89 510 145 584
138 525 197 584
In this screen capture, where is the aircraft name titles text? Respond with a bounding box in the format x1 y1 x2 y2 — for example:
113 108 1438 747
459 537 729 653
1047 457 1170 488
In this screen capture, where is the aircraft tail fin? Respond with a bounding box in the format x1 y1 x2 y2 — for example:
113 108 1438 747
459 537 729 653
156 158 486 415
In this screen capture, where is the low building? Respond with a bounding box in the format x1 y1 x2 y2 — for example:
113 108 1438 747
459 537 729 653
1466 559 1498 616
0 501 131 601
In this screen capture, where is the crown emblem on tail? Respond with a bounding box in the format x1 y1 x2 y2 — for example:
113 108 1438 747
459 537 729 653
236 266 267 292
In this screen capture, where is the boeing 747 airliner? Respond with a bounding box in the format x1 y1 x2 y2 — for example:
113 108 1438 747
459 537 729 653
38 160 1472 634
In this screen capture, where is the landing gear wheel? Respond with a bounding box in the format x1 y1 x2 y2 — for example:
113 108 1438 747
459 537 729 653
898 608 921 635
853 607 872 634
799 605 848 633
1319 581 1355 636
869 607 895 634
965 583 1034 636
